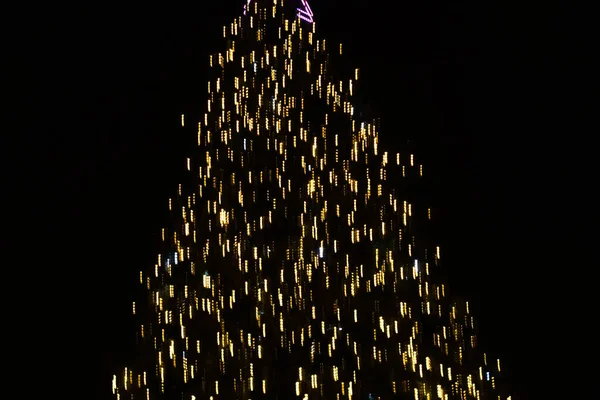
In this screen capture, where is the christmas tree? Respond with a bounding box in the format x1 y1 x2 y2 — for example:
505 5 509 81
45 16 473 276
112 1 509 398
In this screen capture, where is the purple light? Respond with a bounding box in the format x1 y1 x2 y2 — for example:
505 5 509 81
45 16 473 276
242 0 313 23
297 13 313 23
297 0 314 23
243 0 252 15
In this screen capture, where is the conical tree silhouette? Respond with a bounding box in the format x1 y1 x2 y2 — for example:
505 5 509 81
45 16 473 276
112 1 509 399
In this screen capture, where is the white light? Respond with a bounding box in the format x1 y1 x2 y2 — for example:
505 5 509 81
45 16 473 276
319 246 324 258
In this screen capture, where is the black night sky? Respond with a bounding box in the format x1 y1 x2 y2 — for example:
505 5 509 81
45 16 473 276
16 1 575 399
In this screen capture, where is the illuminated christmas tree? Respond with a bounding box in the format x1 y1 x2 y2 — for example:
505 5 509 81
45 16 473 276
112 1 510 398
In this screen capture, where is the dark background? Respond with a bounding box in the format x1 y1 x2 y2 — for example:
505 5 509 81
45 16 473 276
15 1 573 398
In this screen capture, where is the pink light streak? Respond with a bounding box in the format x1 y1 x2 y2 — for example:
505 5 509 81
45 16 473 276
297 0 314 23
243 0 252 15
243 0 313 23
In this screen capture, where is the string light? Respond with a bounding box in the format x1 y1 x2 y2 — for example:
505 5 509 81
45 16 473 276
113 2 508 399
